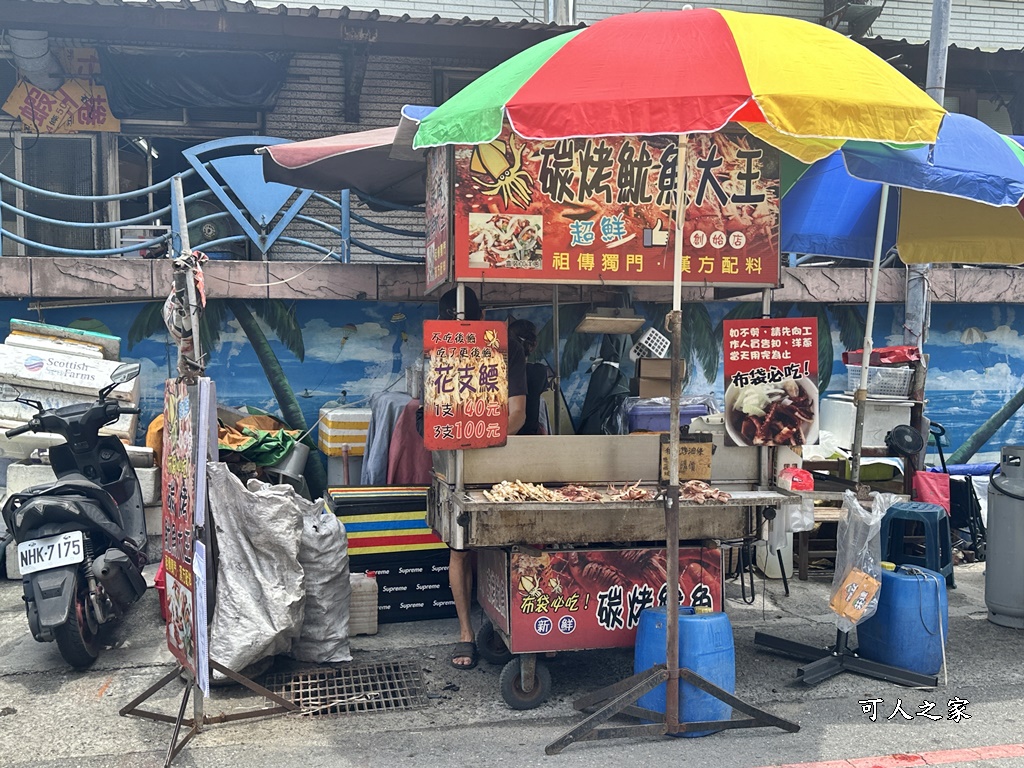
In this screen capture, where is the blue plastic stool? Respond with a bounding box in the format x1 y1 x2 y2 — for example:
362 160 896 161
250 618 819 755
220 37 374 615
880 502 955 587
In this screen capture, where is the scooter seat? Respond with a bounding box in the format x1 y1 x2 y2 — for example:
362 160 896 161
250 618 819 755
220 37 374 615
13 475 127 536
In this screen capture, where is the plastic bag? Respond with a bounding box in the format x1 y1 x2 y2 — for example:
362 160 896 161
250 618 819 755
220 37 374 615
778 467 815 533
828 490 889 632
289 497 353 663
207 463 305 676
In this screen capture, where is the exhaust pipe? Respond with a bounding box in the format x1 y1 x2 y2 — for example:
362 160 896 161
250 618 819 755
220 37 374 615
5 30 65 91
93 549 147 606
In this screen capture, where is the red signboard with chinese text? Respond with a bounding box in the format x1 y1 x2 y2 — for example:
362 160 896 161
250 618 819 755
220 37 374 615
478 546 722 654
424 147 453 293
162 378 215 683
423 320 508 450
450 126 779 287
723 318 819 447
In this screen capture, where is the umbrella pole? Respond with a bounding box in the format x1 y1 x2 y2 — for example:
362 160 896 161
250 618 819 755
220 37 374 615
663 133 689 735
546 134 801 755
552 285 561 435
850 183 890 486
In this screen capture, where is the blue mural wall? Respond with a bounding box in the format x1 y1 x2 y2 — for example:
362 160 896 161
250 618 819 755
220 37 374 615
5 297 1022 462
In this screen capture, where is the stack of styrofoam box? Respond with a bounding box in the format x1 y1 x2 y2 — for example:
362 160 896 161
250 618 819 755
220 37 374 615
349 572 378 636
318 405 371 486
0 321 140 462
4 455 160 579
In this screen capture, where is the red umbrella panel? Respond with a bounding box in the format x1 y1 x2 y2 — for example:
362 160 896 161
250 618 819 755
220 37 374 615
259 110 429 205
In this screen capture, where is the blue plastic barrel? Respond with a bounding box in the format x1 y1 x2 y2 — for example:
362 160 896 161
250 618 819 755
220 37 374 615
857 565 948 675
633 607 735 737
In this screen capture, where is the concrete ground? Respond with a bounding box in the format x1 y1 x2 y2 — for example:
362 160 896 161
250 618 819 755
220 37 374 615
1 560 1023 768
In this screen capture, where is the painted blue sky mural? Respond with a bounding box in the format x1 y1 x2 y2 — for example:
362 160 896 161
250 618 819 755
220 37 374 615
3 297 1022 464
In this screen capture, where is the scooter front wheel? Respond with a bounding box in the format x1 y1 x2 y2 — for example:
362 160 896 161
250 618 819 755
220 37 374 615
55 573 100 669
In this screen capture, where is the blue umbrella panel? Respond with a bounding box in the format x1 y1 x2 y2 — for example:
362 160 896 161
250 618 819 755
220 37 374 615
781 152 898 262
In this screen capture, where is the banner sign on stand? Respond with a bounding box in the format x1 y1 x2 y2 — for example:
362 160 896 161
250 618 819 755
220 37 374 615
451 126 779 286
425 146 453 293
478 546 723 654
722 318 818 447
162 377 215 683
422 320 508 450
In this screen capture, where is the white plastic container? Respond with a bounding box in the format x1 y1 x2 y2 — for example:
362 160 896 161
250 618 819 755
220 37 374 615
819 394 913 450
349 572 379 636
755 533 794 579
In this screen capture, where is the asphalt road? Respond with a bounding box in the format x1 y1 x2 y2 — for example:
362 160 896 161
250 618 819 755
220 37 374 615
1 561 1023 768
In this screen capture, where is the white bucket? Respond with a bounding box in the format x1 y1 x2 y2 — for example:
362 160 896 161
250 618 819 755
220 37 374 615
755 533 794 580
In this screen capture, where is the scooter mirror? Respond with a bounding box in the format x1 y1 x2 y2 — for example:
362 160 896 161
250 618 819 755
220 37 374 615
110 363 141 385
0 383 20 402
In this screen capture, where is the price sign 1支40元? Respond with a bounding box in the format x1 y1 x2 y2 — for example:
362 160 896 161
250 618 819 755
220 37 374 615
423 320 509 450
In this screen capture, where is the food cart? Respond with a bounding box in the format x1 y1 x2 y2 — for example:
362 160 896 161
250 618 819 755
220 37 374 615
428 434 788 708
419 124 798 709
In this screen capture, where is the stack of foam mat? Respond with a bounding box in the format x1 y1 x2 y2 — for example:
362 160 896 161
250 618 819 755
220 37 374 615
327 486 455 624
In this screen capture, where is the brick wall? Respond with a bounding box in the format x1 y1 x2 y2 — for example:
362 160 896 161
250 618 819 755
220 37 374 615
264 53 436 264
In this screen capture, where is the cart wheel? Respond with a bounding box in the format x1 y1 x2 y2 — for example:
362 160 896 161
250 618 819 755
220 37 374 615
476 621 513 666
499 657 552 710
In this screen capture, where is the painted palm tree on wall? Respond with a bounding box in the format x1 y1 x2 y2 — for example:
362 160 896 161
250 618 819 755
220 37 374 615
128 298 328 497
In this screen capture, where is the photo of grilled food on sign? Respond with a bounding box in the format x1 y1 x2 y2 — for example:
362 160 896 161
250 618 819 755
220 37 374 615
468 213 543 269
724 377 818 447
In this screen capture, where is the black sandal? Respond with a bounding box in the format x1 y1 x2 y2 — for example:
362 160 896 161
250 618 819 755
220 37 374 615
450 641 478 670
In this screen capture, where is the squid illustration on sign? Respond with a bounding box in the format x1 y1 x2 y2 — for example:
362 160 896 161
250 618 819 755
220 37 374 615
471 135 534 209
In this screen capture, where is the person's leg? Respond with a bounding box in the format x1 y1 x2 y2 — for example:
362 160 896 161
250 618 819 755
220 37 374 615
449 549 475 668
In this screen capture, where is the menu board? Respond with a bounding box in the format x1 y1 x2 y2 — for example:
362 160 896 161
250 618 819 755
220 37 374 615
423 320 508 450
161 377 215 685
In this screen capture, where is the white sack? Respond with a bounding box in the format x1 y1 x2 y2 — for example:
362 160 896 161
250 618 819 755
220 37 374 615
207 463 305 675
289 498 352 663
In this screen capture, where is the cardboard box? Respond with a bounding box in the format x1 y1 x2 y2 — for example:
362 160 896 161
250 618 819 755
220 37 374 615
635 358 686 398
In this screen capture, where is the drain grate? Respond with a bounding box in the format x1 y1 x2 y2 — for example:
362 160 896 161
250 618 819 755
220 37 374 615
264 661 427 716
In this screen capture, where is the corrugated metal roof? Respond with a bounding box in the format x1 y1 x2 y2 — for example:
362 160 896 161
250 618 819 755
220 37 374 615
8 0 580 32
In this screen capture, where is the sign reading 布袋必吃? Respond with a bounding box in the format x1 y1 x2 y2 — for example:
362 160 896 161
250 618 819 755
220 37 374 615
723 318 818 448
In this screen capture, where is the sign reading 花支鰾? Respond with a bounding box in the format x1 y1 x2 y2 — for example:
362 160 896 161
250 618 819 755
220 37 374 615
423 320 508 450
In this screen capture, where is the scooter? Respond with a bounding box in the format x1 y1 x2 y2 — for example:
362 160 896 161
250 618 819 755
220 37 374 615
1 363 148 669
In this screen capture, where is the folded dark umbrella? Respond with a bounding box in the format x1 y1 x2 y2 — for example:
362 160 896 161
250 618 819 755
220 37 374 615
578 334 632 435
257 105 433 205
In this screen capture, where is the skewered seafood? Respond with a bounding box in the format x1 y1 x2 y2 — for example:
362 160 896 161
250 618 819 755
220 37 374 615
483 479 659 503
607 480 657 501
483 480 564 503
680 480 733 504
559 484 605 502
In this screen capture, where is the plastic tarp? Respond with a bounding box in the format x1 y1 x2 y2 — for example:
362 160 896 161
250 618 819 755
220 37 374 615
97 49 290 118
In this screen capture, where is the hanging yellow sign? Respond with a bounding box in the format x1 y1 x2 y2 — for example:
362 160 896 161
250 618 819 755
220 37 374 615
2 78 120 134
